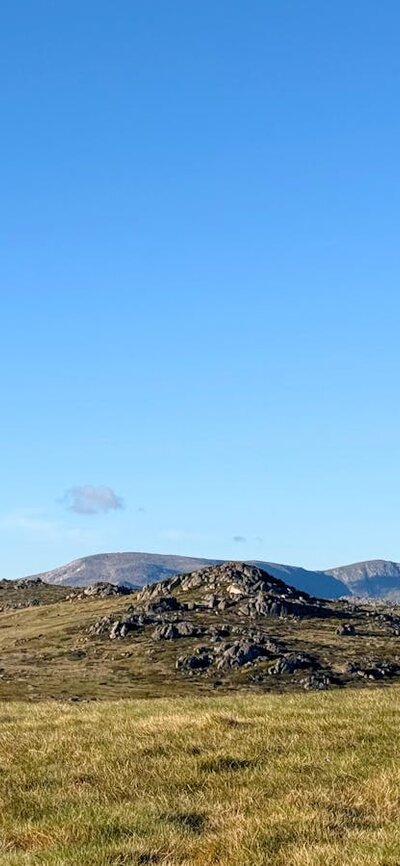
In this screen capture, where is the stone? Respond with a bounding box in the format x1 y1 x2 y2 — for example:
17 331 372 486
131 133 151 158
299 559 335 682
109 616 142 639
205 594 218 609
217 599 230 611
301 672 332 690
227 584 244 597
144 595 181 614
176 648 213 670
152 621 199 641
84 582 132 598
336 624 356 636
209 625 231 642
215 639 266 669
269 653 317 675
181 574 204 591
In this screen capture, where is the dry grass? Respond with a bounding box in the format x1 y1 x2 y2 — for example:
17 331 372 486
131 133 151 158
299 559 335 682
0 688 400 864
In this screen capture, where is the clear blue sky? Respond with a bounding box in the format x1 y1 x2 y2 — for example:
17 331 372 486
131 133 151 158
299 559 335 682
1 1 400 578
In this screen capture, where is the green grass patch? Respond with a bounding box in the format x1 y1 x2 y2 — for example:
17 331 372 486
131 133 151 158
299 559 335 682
0 689 399 864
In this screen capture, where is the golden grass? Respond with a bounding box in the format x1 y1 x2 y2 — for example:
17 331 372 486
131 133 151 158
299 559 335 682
0 689 400 864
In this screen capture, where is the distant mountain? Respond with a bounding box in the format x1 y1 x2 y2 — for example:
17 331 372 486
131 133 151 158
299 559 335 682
25 551 349 599
252 562 349 600
28 553 219 589
326 560 400 600
28 553 400 599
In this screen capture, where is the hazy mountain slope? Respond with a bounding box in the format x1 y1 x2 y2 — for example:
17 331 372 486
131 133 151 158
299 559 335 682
28 553 222 589
26 552 349 599
326 560 400 600
253 562 349 599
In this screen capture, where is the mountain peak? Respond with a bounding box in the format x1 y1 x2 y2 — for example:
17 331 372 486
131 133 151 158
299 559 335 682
326 559 400 599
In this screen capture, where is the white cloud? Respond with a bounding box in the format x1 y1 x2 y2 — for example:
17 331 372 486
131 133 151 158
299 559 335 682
62 486 124 515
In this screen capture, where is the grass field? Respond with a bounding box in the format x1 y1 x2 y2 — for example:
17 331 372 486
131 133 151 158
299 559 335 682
1 688 400 865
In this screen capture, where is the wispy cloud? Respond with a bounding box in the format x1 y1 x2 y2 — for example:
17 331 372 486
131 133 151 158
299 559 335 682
233 535 246 543
0 510 85 541
160 529 199 542
0 512 55 533
62 486 124 515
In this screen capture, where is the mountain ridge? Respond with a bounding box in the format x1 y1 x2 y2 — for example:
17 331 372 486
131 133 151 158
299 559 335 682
21 552 400 600
326 559 400 600
22 551 349 599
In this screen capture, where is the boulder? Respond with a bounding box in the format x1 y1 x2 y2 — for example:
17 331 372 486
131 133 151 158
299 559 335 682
336 624 356 636
88 613 147 639
144 595 181 614
151 621 199 641
215 639 266 669
83 582 132 598
269 653 317 675
351 660 400 680
176 648 213 670
301 672 332 690
109 616 142 639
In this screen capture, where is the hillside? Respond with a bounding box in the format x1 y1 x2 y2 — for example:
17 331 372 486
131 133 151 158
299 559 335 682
1 560 400 701
27 551 349 599
0 576 71 610
28 552 218 589
326 559 400 599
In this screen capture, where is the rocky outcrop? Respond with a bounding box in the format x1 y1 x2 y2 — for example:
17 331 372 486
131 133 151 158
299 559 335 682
88 612 150 638
14 577 44 589
83 561 400 695
144 596 182 615
214 639 267 669
268 652 317 676
176 648 214 671
345 659 400 680
301 672 333 690
138 561 336 621
69 582 133 600
152 621 200 641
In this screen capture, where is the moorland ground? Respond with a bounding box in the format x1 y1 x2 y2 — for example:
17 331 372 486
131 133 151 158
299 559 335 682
0 688 400 865
1 565 400 701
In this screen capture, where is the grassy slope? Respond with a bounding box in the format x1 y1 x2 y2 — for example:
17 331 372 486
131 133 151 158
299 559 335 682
0 581 70 610
0 689 400 865
0 595 216 701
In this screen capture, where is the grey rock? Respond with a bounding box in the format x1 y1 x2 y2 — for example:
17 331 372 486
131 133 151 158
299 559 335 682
215 639 266 669
109 616 142 639
336 624 356 636
217 599 231 611
152 621 199 641
205 594 218 609
301 673 332 690
269 653 317 676
176 648 213 670
144 595 181 614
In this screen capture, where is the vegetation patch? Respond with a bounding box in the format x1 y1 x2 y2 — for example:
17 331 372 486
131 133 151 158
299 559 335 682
0 689 399 864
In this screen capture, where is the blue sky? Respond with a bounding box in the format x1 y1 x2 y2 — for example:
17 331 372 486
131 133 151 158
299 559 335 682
1 1 400 577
